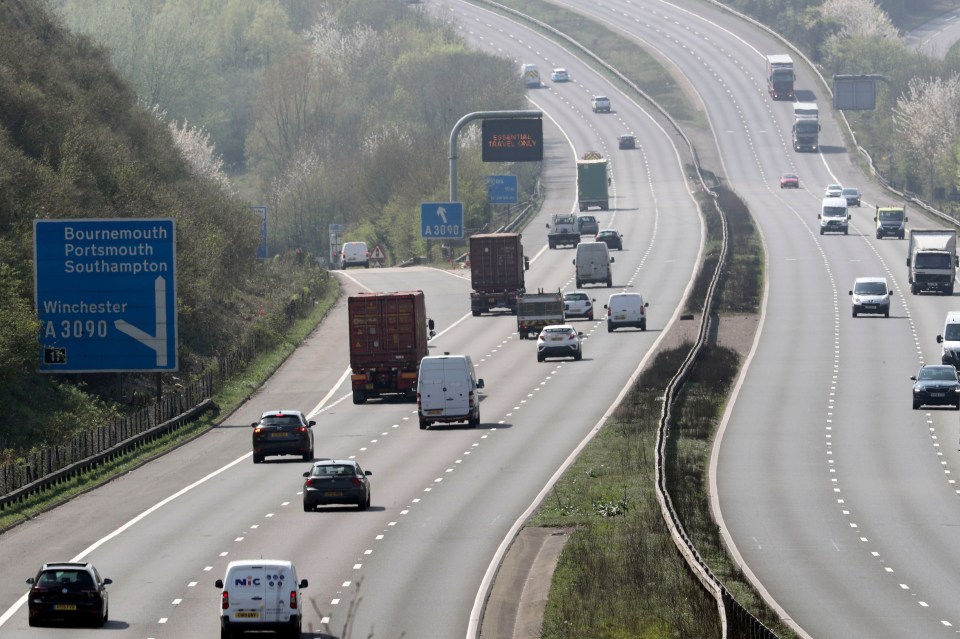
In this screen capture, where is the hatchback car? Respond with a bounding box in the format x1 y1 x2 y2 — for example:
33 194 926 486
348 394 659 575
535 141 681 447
779 173 799 188
26 562 112 627
595 229 623 250
577 215 599 235
842 187 861 206
303 459 372 511
550 68 569 82
912 365 960 409
536 324 583 362
849 277 892 317
251 409 315 463
617 134 637 149
824 183 843 198
563 291 594 320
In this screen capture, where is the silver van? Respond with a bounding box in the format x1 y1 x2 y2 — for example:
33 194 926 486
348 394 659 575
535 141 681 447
417 355 484 429
818 197 850 235
215 559 308 638
573 241 614 287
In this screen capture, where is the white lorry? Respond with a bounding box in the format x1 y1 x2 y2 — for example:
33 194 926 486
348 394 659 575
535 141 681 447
792 102 820 152
907 229 958 295
520 63 540 88
546 213 580 249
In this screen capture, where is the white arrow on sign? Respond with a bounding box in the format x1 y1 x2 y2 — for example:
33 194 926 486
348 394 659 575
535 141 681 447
437 206 448 224
115 276 168 367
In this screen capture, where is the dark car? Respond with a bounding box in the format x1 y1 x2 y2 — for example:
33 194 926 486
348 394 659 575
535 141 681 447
842 187 861 206
251 409 315 463
911 364 960 410
617 134 636 149
303 459 372 511
577 215 599 235
26 562 112 627
595 229 623 250
779 173 799 188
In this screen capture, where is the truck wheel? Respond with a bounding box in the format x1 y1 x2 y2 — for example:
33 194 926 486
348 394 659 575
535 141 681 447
844 228 848 235
419 419 429 430
549 241 555 249
819 228 824 235
519 332 526 340
353 391 366 405
899 232 905 240
607 322 614 333
606 277 612 287
913 401 920 410
253 455 263 464
472 308 481 317
576 280 582 288
537 353 544 362
884 308 889 318
469 409 480 427
911 284 919 295
876 232 881 239
949 286 956 296
640 319 647 331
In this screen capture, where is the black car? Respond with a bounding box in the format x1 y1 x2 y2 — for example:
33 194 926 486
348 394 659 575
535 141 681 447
911 365 960 410
251 409 315 463
595 229 623 250
26 562 111 627
303 459 372 511
617 134 636 149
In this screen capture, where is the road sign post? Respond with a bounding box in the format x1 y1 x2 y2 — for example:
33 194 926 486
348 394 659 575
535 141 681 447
34 218 178 373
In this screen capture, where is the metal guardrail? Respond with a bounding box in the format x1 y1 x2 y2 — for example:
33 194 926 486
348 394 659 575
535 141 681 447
473 2 779 636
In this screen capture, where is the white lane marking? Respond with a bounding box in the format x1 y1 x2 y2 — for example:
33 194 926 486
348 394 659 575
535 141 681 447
0 452 250 627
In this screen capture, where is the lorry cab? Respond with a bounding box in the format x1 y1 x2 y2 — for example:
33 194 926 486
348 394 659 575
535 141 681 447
573 241 614 288
417 355 484 429
818 197 849 235
215 560 307 639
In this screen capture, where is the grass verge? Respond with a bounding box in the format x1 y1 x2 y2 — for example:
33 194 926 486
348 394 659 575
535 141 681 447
529 184 797 638
0 280 341 533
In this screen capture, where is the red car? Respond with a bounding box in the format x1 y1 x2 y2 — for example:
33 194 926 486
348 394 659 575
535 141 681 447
779 173 799 188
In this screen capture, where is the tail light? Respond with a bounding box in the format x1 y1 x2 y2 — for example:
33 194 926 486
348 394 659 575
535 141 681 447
221 590 230 610
253 427 263 435
468 390 475 408
416 393 422 409
290 590 298 609
351 477 363 487
296 426 306 433
304 478 315 488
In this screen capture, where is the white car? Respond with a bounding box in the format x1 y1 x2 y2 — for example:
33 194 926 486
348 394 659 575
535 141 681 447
563 291 594 320
591 95 611 113
824 183 843 198
550 68 569 82
536 324 583 362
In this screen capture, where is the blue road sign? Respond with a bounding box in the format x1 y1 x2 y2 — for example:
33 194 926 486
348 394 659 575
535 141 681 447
253 206 268 259
421 202 464 239
487 175 518 204
34 218 178 373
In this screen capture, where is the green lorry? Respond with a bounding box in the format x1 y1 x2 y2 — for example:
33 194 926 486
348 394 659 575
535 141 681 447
577 159 609 211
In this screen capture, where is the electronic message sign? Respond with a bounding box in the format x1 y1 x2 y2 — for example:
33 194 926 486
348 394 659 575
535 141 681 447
34 218 178 373
481 118 543 162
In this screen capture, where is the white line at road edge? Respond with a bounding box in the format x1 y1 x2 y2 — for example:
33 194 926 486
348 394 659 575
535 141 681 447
0 453 251 627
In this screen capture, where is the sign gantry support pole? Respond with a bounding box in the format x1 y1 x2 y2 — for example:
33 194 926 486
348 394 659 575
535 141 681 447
449 110 542 202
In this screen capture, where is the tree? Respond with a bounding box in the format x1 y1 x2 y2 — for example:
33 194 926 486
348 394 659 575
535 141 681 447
894 75 960 196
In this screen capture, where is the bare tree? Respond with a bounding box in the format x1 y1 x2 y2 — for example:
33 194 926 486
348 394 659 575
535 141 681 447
894 75 960 196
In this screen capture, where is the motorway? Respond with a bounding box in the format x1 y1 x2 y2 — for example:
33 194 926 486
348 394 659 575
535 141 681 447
522 0 960 637
0 4 704 639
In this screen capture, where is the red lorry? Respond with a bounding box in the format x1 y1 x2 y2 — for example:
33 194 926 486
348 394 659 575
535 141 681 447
348 291 433 405
469 232 528 316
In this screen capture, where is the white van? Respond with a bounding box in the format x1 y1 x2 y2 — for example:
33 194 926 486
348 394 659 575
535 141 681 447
340 241 369 269
818 197 850 235
604 293 649 332
417 354 484 429
215 559 308 638
936 311 960 368
573 241 614 288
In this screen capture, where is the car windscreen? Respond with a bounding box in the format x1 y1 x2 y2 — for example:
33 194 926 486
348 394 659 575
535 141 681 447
919 368 957 381
945 324 960 341
823 206 847 217
854 282 886 295
878 211 902 221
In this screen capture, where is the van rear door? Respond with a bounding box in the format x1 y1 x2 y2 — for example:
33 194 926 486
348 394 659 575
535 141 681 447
439 360 470 417
227 564 270 623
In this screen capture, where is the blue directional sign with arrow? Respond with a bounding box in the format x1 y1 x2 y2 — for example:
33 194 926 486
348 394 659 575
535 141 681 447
34 218 178 373
420 202 464 239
